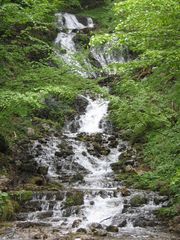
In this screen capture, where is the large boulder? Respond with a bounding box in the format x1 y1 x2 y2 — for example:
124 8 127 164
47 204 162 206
129 194 148 207
75 95 89 114
65 191 84 207
106 225 119 232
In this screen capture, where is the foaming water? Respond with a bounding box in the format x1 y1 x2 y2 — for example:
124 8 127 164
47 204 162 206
2 96 177 240
78 96 109 134
55 13 95 78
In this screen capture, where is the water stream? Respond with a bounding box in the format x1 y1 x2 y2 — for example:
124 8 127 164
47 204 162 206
1 12 178 240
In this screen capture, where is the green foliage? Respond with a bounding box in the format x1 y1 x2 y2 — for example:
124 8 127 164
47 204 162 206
0 61 99 143
0 192 16 221
89 0 180 214
156 206 177 219
65 191 84 207
79 3 114 30
110 79 173 143
10 190 33 202
113 0 179 50
0 0 101 144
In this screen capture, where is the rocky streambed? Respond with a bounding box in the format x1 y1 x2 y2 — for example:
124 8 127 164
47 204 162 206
1 96 179 240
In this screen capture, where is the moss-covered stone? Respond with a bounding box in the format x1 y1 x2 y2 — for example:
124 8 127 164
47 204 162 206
10 190 33 203
129 194 148 207
65 191 84 207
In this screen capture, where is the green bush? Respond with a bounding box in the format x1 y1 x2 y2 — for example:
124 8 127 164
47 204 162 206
0 192 16 221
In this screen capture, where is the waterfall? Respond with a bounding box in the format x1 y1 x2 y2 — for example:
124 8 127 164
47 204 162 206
78 97 109 134
10 95 168 239
2 11 177 240
55 13 95 78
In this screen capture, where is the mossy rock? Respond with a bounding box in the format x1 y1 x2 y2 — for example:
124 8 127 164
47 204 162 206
129 194 148 207
0 192 19 221
65 191 84 207
110 161 124 172
73 33 90 48
10 190 33 203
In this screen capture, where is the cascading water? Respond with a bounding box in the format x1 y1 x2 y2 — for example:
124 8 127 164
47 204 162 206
90 42 130 75
55 13 96 78
78 96 109 134
3 96 177 240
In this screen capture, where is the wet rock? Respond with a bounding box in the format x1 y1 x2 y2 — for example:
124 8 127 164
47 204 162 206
16 222 51 228
62 208 73 217
71 173 84 183
110 162 124 172
99 190 108 198
54 151 63 158
75 95 89 114
72 219 82 228
0 175 10 191
119 187 131 197
118 219 127 227
76 15 89 26
31 176 46 186
89 222 103 230
154 196 169 205
54 191 65 201
118 149 135 161
106 225 119 232
33 233 42 239
37 166 48 175
16 213 29 221
93 229 107 237
27 127 35 136
108 135 117 141
125 160 135 166
77 228 87 234
69 120 80 133
18 158 38 174
129 194 148 207
82 151 87 156
24 200 43 211
90 201 95 205
118 143 127 152
93 143 110 156
122 204 130 213
39 139 47 144
108 140 118 148
36 144 43 151
37 211 53 219
74 33 90 49
133 217 157 227
65 191 84 207
125 165 136 173
55 142 74 158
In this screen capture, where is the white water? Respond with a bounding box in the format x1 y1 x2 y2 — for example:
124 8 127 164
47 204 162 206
56 13 94 30
78 96 109 134
18 96 166 238
2 96 175 240
55 13 95 78
91 43 126 68
55 32 76 52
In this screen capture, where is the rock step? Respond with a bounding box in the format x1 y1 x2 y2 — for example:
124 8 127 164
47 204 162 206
21 200 62 212
32 191 65 201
